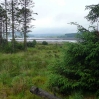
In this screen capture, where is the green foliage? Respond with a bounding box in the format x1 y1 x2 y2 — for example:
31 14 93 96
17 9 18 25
0 39 36 53
85 4 99 23
14 40 24 51
0 41 13 53
33 39 37 45
42 41 48 45
69 92 83 99
27 40 37 47
0 44 62 99
48 27 99 95
0 39 24 53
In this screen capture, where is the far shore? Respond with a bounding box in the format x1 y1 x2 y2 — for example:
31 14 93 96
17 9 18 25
8 38 77 43
14 37 77 40
8 36 77 40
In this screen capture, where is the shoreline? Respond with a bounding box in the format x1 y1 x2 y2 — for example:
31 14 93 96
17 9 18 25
8 38 77 43
13 38 77 40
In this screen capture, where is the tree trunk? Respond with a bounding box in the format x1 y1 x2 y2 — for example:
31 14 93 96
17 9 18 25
12 0 15 52
30 86 62 99
24 0 27 51
5 0 8 41
0 17 2 45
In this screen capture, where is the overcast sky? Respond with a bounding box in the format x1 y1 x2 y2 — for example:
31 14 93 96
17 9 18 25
32 0 99 34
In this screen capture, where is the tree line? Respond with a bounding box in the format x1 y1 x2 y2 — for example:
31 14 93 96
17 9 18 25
0 0 37 52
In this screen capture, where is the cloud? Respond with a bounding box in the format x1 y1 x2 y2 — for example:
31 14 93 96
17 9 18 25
52 0 66 6
32 0 99 34
57 0 66 6
33 17 53 28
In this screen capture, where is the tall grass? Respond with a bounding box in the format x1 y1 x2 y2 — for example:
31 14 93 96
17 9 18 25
0 44 63 99
0 43 95 99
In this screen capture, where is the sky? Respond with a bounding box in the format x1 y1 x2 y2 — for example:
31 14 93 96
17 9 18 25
32 0 99 34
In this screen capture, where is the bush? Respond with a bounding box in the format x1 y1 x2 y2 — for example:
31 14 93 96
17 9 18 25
42 41 48 45
27 40 37 47
15 42 24 50
3 42 13 53
33 39 37 46
0 40 24 53
48 31 99 95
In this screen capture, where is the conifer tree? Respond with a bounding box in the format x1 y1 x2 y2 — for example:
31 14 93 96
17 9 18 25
18 0 37 51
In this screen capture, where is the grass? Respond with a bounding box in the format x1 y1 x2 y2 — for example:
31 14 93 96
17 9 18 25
0 43 63 99
0 43 97 99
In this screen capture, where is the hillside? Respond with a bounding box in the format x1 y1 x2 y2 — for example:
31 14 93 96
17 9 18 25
28 33 77 40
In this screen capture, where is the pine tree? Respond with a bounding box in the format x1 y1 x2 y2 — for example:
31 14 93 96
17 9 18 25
18 0 37 51
6 0 19 52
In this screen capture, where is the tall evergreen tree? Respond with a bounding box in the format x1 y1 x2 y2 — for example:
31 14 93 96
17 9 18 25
6 0 19 52
0 0 37 52
18 0 37 51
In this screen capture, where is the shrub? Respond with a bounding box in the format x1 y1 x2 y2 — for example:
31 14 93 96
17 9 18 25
0 40 13 53
27 40 37 47
48 30 99 95
13 40 24 51
27 41 33 47
0 40 24 53
16 42 24 50
42 41 48 45
32 40 37 46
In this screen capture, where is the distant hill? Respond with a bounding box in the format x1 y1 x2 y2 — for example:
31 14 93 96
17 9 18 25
28 33 77 39
65 33 77 38
56 33 77 40
8 32 77 40
28 33 65 38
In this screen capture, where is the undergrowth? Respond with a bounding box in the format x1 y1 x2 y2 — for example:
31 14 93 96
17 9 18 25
0 43 63 99
0 43 97 99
